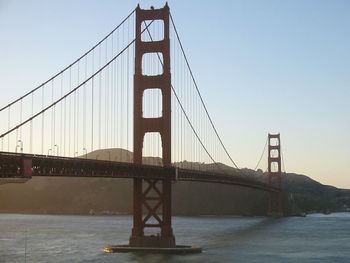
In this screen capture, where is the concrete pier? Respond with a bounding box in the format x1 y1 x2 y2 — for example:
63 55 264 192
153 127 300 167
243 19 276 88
104 244 202 254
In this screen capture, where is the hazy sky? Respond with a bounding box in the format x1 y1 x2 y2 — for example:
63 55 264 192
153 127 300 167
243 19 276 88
0 0 349 188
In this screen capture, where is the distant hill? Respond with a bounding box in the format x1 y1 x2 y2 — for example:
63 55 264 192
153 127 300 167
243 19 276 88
0 148 349 216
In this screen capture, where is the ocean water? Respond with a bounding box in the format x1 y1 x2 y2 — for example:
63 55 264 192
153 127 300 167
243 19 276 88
0 213 349 263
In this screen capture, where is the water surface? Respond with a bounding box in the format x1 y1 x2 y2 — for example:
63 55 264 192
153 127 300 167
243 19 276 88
0 213 349 262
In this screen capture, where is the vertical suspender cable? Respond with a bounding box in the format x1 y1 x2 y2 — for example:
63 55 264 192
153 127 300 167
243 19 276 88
7 107 10 151
99 44 102 150
121 23 124 162
105 39 109 148
111 33 114 148
119 30 122 155
7 106 11 152
64 83 66 156
91 48 95 152
60 74 63 156
116 30 120 153
73 86 76 156
30 92 33 153
76 62 79 155
41 86 44 154
126 17 130 160
52 80 55 153
114 52 117 151
19 99 22 145
84 55 87 150
106 61 109 148
69 67 72 156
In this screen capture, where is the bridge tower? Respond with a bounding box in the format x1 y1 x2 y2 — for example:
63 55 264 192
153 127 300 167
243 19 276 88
130 4 175 247
267 133 283 217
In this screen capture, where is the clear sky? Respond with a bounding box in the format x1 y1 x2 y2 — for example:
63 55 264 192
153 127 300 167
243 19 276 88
0 0 349 188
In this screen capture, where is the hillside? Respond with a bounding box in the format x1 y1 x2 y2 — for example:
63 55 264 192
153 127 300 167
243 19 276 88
0 149 349 216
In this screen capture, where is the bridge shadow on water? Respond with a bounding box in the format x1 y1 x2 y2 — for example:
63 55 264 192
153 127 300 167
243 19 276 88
205 217 284 249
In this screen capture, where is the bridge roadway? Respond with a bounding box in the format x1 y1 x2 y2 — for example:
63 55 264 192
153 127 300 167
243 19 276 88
0 152 278 192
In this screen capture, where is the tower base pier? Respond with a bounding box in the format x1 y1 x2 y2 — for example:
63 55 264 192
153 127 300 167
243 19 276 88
104 244 202 254
129 235 176 248
104 229 201 254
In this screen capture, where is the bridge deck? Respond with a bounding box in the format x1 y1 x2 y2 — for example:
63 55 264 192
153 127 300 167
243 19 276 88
0 152 279 192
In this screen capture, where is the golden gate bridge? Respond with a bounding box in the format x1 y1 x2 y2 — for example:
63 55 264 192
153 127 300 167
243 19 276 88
0 3 284 253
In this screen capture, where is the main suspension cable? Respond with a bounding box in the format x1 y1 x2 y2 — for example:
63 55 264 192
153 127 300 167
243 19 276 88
254 137 268 171
0 8 136 113
169 13 239 169
0 18 158 140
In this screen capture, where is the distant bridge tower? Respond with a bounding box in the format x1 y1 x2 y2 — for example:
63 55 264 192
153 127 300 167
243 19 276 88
267 133 283 216
130 4 175 247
